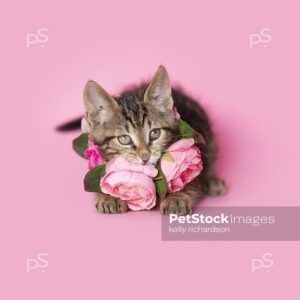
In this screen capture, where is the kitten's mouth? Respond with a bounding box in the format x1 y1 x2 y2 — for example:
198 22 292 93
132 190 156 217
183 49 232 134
142 161 155 166
138 160 156 166
125 156 158 166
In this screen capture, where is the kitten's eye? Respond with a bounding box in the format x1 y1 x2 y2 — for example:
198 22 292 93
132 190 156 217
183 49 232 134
118 135 133 145
149 128 161 141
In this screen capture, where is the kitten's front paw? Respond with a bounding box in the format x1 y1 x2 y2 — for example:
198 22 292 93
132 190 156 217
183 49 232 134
203 177 227 196
160 197 192 216
96 195 128 214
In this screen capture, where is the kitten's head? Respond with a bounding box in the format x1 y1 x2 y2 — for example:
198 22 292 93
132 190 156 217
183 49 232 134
82 66 177 165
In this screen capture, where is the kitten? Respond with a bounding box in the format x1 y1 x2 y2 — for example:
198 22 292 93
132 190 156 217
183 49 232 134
58 66 227 215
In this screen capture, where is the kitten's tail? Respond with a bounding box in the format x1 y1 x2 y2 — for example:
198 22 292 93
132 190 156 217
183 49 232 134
56 117 82 131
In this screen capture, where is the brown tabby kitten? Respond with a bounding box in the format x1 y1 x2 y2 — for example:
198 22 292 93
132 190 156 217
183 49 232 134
58 66 227 215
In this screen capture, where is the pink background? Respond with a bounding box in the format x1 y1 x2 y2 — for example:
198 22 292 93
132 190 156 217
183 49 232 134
1 0 299 299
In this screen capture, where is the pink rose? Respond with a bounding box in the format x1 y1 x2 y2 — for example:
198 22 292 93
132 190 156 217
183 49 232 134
84 140 104 170
100 157 158 211
173 106 180 119
160 138 203 192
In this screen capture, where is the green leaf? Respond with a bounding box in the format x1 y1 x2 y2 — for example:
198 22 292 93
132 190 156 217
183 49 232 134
84 164 106 193
155 163 168 199
177 119 206 147
177 119 194 138
72 133 89 159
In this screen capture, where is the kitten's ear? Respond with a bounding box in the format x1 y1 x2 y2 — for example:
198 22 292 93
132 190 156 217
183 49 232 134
82 80 118 132
144 65 173 112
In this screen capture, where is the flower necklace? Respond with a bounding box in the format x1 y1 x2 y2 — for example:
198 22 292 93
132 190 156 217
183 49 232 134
73 116 205 211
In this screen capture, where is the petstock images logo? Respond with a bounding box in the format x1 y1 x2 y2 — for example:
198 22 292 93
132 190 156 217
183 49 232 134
161 207 300 241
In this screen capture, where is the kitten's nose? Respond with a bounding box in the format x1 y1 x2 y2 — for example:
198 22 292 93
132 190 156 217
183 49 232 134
140 151 150 163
